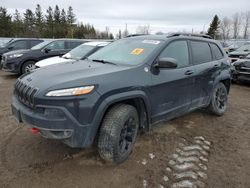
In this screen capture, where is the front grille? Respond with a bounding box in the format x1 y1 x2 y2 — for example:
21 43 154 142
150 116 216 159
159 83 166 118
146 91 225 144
229 55 240 58
14 79 38 108
236 66 250 73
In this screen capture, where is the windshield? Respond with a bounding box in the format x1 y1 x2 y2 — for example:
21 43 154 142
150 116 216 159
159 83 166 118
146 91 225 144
62 44 96 60
88 38 163 66
0 39 13 47
236 44 250 52
31 41 51 50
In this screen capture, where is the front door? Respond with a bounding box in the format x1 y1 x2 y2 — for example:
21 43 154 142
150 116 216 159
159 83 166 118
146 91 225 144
150 40 195 123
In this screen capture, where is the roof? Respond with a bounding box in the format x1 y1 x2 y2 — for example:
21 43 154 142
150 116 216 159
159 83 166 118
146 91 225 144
82 41 111 47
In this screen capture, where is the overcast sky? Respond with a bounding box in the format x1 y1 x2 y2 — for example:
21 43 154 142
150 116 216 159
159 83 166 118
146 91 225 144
1 0 250 35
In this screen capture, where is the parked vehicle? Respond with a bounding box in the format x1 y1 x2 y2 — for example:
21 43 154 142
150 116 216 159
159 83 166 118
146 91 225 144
220 41 230 54
231 54 250 83
2 39 87 74
35 41 111 68
11 34 231 163
228 44 250 63
0 38 44 69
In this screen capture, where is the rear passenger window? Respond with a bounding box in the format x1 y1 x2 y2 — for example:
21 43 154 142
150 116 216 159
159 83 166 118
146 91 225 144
190 41 212 64
210 43 224 60
67 41 83 49
159 40 189 68
30 40 43 48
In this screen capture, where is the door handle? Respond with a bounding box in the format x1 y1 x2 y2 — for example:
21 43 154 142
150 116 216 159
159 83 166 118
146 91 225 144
185 70 194 75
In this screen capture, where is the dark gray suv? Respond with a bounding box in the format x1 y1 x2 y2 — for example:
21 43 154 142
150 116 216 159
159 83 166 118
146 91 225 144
11 34 231 163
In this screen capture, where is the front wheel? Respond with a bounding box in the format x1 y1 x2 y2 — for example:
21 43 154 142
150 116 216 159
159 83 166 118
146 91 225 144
98 104 139 164
21 61 36 74
208 82 228 116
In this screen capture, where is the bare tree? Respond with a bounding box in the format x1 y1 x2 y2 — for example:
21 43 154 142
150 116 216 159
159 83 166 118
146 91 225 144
243 11 250 39
136 25 150 35
220 17 232 40
232 13 242 39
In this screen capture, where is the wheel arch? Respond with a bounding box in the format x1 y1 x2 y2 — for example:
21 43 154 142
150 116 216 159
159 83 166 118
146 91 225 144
20 59 37 73
87 91 152 146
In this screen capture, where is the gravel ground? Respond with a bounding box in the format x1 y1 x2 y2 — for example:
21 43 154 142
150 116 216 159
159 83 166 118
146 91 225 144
0 70 250 188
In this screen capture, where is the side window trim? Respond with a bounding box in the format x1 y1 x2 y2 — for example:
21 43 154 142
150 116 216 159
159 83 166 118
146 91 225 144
155 39 191 69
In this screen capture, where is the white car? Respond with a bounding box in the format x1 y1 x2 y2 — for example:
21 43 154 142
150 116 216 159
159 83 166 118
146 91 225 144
35 41 111 68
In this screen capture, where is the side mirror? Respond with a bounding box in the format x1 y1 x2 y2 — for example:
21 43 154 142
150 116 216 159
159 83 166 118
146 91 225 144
154 58 178 69
8 46 13 50
44 48 51 53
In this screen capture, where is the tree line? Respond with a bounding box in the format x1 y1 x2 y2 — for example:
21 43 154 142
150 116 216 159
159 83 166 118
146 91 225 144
0 5 114 39
207 11 250 40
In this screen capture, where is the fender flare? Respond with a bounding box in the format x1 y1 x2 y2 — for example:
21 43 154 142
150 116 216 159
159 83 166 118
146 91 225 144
85 90 151 146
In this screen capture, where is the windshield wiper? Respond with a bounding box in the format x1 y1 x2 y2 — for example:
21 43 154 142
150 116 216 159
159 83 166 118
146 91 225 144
91 59 116 65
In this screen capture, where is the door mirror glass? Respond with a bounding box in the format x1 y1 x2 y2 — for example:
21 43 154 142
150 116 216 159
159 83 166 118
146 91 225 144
154 58 178 69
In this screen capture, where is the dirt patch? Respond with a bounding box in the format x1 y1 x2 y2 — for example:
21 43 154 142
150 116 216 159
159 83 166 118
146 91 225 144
0 71 250 188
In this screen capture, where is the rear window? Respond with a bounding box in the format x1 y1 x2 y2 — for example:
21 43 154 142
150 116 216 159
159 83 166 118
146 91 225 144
190 41 212 64
210 43 224 60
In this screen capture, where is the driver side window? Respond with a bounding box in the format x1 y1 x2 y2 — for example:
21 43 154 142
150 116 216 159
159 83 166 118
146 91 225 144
46 41 65 50
159 40 189 68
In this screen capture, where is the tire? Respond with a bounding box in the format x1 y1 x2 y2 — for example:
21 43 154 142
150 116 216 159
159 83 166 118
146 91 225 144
21 61 36 74
98 104 139 164
208 82 228 116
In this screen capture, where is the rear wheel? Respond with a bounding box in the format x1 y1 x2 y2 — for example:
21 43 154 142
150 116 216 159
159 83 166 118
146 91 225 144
208 82 228 116
98 104 139 164
21 61 36 74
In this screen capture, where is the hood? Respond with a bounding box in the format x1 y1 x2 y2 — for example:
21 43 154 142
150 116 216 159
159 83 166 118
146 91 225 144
20 60 132 93
4 49 31 56
35 56 75 67
229 51 250 56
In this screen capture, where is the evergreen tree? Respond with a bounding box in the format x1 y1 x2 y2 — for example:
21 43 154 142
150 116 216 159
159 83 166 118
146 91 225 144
12 9 23 37
45 6 54 38
35 4 44 37
207 15 220 39
60 9 67 37
23 9 35 36
0 7 12 37
53 5 61 37
67 6 76 38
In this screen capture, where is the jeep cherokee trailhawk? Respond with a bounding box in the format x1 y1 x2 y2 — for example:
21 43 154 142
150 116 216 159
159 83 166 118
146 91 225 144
11 34 231 163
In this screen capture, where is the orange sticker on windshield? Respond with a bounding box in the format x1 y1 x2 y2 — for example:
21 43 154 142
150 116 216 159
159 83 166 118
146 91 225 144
131 48 144 55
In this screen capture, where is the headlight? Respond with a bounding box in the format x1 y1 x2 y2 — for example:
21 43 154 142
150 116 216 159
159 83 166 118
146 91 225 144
8 53 23 59
46 86 95 97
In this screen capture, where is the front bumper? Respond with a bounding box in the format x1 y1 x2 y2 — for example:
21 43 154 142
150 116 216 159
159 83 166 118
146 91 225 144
2 58 20 73
231 69 250 82
11 96 94 148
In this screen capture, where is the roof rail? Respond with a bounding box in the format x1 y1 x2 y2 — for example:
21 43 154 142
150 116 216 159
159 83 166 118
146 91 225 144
125 34 149 38
167 33 212 39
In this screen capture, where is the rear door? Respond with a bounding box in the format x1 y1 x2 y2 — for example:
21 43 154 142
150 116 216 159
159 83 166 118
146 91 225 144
150 40 195 123
189 40 220 109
